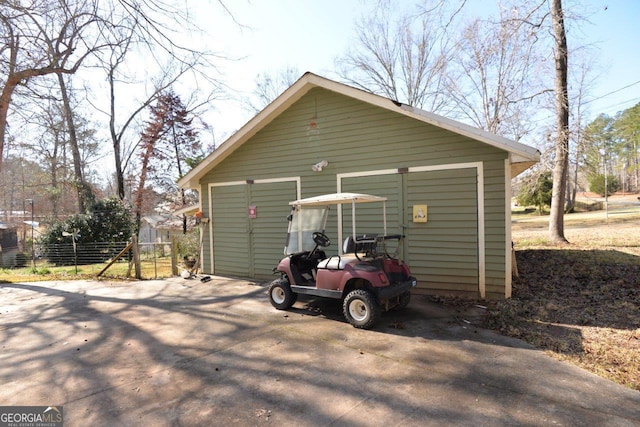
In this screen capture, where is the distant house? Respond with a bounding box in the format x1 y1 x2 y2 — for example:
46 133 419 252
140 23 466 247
178 73 539 299
0 222 19 268
139 215 184 252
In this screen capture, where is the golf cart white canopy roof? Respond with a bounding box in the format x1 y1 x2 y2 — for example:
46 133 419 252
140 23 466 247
290 193 387 207
286 192 391 256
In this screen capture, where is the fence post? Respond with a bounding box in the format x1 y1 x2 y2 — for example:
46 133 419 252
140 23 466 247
132 235 141 279
171 236 178 276
97 241 133 277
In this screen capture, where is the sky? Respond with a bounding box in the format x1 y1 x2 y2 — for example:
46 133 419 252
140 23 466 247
198 0 640 145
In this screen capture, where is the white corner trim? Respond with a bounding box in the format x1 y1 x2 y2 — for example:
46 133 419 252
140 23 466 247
206 183 215 274
476 163 486 299
505 158 513 298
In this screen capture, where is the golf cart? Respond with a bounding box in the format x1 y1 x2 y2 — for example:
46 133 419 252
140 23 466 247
268 193 417 329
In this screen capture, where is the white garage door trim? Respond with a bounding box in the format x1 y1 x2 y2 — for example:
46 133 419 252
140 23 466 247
336 162 486 298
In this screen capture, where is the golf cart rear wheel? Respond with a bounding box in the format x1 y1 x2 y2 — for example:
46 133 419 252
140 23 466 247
393 291 411 311
268 278 297 310
343 289 381 329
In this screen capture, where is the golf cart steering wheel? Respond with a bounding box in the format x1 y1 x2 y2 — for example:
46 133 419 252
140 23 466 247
312 231 331 248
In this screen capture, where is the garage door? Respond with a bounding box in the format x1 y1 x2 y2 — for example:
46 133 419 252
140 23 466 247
406 168 478 294
211 184 249 277
341 168 479 295
211 181 297 279
249 181 298 279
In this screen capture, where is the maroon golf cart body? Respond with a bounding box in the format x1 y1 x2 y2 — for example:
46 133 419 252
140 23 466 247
268 193 417 329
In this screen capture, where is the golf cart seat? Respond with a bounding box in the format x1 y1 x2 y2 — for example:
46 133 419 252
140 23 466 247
316 234 380 270
317 254 358 270
343 234 378 255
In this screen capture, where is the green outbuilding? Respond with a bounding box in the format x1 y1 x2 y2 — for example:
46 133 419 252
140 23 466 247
178 73 539 299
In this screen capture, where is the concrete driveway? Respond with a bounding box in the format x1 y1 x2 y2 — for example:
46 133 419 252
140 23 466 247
0 277 638 426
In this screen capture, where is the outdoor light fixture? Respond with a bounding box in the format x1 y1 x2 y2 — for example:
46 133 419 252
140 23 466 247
312 160 328 172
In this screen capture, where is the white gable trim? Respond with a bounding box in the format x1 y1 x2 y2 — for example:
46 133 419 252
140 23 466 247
179 73 539 190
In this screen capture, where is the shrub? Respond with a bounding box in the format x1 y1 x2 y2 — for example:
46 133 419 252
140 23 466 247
587 174 620 197
516 171 553 213
40 198 133 266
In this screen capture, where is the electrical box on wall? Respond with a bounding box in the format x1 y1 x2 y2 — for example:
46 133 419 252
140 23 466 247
413 205 427 223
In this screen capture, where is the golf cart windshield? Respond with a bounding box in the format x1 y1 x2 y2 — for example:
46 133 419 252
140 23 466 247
284 193 390 256
284 207 328 255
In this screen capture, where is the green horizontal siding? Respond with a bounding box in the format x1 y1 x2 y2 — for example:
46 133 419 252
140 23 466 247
249 181 298 279
199 87 511 297
209 181 296 279
406 168 479 295
211 184 248 277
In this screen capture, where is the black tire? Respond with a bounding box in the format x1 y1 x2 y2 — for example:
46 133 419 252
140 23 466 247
268 278 297 310
393 291 411 311
343 289 381 329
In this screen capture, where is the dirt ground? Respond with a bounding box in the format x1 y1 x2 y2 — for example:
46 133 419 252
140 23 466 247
479 203 640 390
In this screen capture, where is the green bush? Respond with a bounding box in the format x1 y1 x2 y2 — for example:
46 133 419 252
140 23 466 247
516 171 553 213
587 174 620 197
40 198 133 266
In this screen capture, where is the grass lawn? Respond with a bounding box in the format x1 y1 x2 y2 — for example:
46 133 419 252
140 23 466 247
483 203 640 390
0 257 175 282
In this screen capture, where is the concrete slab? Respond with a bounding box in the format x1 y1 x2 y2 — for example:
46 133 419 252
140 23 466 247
0 277 638 426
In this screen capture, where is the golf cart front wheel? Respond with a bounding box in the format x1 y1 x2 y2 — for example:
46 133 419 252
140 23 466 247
268 278 297 310
343 289 381 329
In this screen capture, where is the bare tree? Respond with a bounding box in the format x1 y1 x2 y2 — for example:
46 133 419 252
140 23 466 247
57 74 96 212
445 4 552 139
22 100 69 218
2 0 227 201
244 66 300 114
337 0 554 142
336 0 465 112
16 90 102 217
565 60 598 211
101 57 215 201
90 0 225 201
0 0 109 172
0 155 48 226
548 0 570 242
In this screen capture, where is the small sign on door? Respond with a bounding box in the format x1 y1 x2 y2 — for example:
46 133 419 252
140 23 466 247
413 205 427 223
248 205 257 219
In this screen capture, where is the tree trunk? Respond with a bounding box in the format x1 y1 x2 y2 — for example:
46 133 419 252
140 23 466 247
0 78 20 172
171 127 188 234
548 0 570 243
569 152 579 212
134 142 154 235
57 73 92 213
50 131 59 218
108 68 126 201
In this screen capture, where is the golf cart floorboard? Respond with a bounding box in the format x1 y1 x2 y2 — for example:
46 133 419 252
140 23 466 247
290 285 342 299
